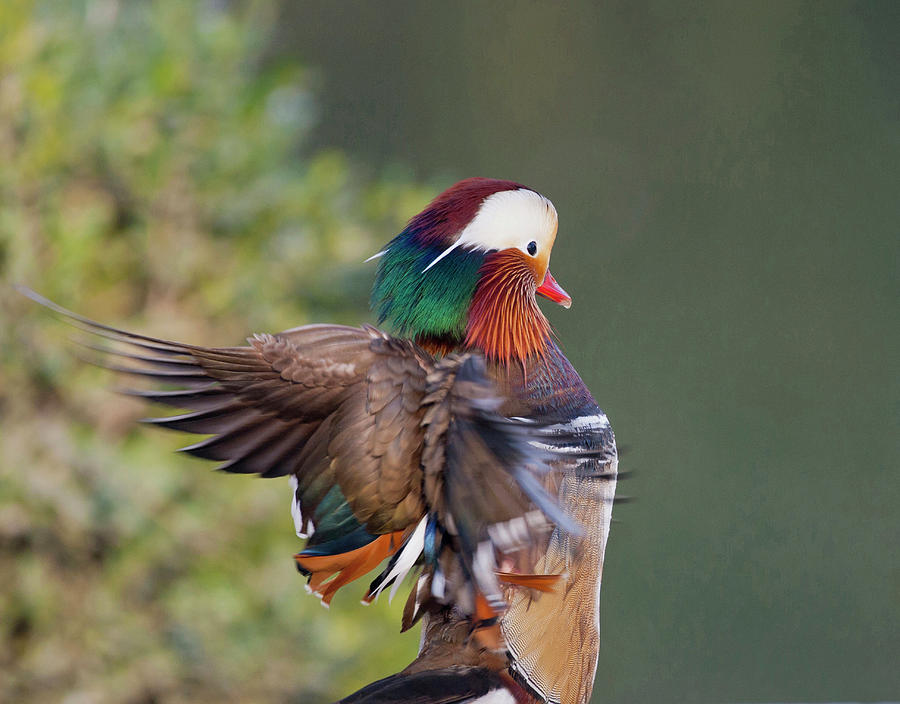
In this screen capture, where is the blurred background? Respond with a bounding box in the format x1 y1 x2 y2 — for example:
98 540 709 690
1 1 897 702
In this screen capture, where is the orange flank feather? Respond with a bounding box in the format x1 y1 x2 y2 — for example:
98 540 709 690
472 574 563 651
294 530 407 606
474 592 498 622
496 572 563 593
415 335 461 358
465 250 552 364
473 592 504 651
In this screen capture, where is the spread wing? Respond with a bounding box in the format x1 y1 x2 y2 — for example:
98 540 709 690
21 288 584 631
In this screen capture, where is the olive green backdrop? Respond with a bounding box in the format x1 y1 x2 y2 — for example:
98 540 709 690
279 2 899 702
2 1 897 703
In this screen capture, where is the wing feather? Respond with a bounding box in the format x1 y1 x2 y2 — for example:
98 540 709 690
21 286 589 632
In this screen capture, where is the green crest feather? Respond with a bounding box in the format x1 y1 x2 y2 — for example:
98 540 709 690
371 236 484 340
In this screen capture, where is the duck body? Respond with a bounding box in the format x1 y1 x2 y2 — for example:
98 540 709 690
22 178 617 704
399 342 617 704
494 344 617 704
365 180 617 703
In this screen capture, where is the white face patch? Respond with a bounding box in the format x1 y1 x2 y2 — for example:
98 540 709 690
422 188 558 272
459 188 558 257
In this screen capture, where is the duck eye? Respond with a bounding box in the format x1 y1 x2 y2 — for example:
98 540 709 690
526 241 538 256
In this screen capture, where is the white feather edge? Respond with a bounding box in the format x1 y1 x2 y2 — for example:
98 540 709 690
410 573 428 621
289 475 314 539
421 240 461 272
469 690 516 704
431 566 445 600
367 515 428 603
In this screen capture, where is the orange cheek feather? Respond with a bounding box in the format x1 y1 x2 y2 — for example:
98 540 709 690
465 250 552 364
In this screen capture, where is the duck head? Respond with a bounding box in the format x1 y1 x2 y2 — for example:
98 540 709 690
371 178 571 363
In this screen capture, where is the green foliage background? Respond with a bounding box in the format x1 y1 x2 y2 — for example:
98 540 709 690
276 4 898 701
1 2 426 701
3 2 898 703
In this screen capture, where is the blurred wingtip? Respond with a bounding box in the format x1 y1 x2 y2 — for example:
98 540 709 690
15 285 75 319
15 285 118 337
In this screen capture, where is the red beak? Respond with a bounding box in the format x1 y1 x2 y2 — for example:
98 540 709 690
536 270 572 309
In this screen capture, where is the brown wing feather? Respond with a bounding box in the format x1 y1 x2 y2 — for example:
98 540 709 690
21 287 584 631
19 287 430 537
176 330 430 534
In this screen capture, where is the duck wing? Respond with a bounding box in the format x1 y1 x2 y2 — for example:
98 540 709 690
20 287 582 628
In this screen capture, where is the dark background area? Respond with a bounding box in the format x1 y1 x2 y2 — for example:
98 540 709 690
274 2 899 702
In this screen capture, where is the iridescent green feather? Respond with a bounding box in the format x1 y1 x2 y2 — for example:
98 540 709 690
371 236 484 339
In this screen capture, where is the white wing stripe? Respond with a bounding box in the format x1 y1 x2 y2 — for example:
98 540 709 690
367 515 427 603
289 475 314 539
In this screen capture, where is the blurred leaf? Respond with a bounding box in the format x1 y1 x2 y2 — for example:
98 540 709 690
0 1 428 701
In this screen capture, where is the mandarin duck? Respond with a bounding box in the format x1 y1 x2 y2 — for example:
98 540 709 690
21 177 618 704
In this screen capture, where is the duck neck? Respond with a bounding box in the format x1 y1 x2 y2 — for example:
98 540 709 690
371 236 484 347
465 250 552 366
